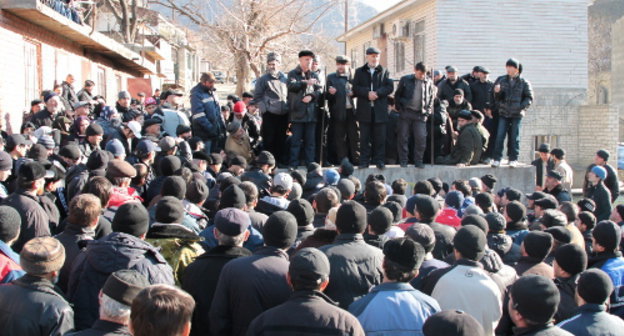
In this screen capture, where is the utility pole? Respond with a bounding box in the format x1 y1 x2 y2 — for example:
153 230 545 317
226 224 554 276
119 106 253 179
344 0 348 54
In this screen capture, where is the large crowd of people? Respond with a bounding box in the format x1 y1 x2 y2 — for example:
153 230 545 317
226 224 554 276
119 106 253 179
0 48 622 336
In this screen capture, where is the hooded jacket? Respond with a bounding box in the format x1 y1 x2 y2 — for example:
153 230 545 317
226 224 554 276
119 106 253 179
67 232 174 330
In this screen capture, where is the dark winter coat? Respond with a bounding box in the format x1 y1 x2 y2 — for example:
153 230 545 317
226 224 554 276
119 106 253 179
326 71 355 121
287 65 323 123
0 274 74 336
65 319 131 336
470 79 494 111
182 245 252 336
512 324 573 336
441 123 482 165
2 189 50 252
247 290 365 336
437 77 473 103
319 233 384 309
30 108 56 129
352 64 394 123
62 81 79 111
588 181 612 221
190 83 224 141
545 184 572 204
394 74 435 116
513 256 554 278
558 303 624 336
531 158 555 188
209 246 292 336
554 275 580 323
67 232 174 330
55 222 95 293
603 163 620 203
493 74 534 119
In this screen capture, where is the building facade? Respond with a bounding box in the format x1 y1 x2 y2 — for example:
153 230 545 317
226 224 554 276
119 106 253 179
338 0 616 186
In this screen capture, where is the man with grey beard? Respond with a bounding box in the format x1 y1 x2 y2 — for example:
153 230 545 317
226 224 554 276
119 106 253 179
254 52 289 166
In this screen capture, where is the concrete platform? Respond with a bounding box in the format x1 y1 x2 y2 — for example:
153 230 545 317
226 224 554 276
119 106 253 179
347 163 536 195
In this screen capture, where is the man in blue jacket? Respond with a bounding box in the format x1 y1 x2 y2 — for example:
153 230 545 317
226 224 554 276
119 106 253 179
588 220 624 317
349 237 440 335
190 72 225 154
558 269 624 335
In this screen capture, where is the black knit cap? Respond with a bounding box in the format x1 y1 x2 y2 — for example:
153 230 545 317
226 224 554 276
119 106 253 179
287 199 314 227
428 177 443 193
87 149 109 171
254 151 275 166
335 201 367 234
220 184 246 209
545 226 572 244
368 206 393 235
505 201 526 222
554 243 587 275
525 191 548 201
522 231 553 260
453 226 486 261
263 211 298 248
504 188 522 202
423 310 485 336
592 220 621 251
540 209 568 228
578 269 614 304
161 176 186 199
337 178 355 200
112 202 149 237
406 223 436 253
383 237 425 270
155 196 185 224
408 195 439 219
289 248 330 287
485 212 506 233
596 149 610 161
290 170 307 186
510 275 560 324
475 192 493 209
480 174 497 190
535 197 558 210
461 214 488 234
160 155 182 176
86 123 104 137
186 180 209 204
0 206 21 242
382 201 403 223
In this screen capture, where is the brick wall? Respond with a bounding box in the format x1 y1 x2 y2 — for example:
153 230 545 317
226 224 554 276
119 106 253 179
613 17 624 143
0 10 142 132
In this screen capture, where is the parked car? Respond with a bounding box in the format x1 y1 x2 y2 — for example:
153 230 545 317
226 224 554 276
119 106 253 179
213 71 226 84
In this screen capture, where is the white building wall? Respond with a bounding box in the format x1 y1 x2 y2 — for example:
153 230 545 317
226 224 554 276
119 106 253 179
436 0 588 90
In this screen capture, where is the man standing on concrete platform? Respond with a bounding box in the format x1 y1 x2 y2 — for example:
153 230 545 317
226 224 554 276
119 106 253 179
327 56 359 165
394 62 435 168
254 53 289 166
491 58 533 168
352 47 394 169
287 50 323 168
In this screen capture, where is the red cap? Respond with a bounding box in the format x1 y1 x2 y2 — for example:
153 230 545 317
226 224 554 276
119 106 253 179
233 101 246 114
145 97 157 106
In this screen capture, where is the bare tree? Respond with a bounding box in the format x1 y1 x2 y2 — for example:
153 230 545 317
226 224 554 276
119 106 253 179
150 0 335 95
103 0 144 44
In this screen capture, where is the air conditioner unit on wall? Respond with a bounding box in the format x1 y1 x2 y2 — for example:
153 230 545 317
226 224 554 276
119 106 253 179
398 20 411 39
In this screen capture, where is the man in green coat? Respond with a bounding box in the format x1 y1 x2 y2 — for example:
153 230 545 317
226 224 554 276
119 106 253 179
436 110 482 166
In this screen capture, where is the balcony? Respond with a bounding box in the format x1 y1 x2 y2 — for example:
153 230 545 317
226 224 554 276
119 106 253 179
1 0 156 75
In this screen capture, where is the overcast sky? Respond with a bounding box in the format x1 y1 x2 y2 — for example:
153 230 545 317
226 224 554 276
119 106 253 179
359 0 402 12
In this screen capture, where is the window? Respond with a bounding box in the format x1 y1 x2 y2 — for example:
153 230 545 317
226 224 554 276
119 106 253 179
598 86 609 105
350 48 359 69
394 41 405 73
24 40 40 107
534 135 559 158
96 67 106 97
413 20 426 64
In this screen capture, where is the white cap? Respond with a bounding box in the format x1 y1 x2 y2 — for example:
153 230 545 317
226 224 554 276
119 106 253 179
273 172 293 191
127 121 142 139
